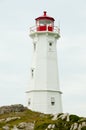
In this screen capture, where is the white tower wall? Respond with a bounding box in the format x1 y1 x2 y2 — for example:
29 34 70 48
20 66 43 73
26 31 62 114
27 91 62 114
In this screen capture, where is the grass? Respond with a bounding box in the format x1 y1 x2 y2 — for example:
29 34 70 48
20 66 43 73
0 109 51 129
0 108 85 130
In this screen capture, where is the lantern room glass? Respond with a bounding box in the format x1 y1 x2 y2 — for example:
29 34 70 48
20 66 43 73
36 19 54 31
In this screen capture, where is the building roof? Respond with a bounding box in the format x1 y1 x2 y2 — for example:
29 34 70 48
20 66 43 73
35 11 55 21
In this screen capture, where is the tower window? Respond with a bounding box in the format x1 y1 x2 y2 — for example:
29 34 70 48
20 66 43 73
51 97 55 106
49 42 52 46
34 43 36 51
31 68 34 78
28 98 31 106
49 42 53 51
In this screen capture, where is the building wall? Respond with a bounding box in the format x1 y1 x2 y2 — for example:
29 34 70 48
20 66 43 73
29 33 60 91
27 32 62 114
27 91 62 114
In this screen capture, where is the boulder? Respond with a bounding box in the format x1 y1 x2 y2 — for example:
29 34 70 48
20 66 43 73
0 118 5 123
5 117 21 123
2 125 9 130
17 122 34 130
0 104 27 114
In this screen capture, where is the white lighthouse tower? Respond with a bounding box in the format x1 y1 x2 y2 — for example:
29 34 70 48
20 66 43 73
26 11 62 114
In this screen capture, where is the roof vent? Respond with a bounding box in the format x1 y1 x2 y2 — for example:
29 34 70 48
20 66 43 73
44 11 47 16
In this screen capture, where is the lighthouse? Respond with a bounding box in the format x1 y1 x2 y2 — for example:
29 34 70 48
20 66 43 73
26 11 62 114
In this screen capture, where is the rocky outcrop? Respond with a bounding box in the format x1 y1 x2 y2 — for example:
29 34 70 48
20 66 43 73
0 105 86 130
2 125 10 130
5 117 21 123
2 122 34 130
0 104 27 114
45 124 55 130
51 113 86 130
17 122 34 129
0 117 21 123
52 112 70 121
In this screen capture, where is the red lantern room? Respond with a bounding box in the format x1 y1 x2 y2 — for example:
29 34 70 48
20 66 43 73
35 11 55 32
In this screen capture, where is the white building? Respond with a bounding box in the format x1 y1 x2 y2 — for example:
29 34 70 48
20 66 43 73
26 11 62 114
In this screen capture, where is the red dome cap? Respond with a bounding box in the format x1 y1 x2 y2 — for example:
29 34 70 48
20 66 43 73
35 11 55 21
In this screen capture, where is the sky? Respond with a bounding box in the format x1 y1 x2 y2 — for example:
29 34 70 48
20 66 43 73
0 0 86 116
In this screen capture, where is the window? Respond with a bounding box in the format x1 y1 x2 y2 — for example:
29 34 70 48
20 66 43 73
28 98 31 106
49 42 52 46
34 43 36 51
51 97 55 106
49 42 53 51
31 68 34 78
39 20 51 25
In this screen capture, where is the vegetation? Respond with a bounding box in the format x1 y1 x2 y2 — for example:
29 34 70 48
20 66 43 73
69 114 80 122
0 105 86 129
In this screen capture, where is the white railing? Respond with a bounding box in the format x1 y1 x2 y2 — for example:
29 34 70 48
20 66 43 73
30 25 60 35
30 26 36 33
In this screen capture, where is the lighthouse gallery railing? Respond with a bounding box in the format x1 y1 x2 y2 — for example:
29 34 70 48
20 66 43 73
30 26 60 34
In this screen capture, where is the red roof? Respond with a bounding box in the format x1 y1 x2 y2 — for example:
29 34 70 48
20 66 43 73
35 11 55 21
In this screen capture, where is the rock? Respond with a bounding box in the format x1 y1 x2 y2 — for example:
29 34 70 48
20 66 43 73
26 122 34 130
82 121 86 127
70 123 78 130
5 117 21 123
52 113 70 122
78 118 86 122
78 124 82 130
52 124 55 129
0 104 27 114
48 124 52 129
73 123 78 130
52 114 58 120
52 113 63 120
17 122 27 129
0 118 5 123
2 125 9 130
17 122 34 130
70 124 73 130
47 124 55 130
11 125 18 130
59 113 70 121
66 113 70 121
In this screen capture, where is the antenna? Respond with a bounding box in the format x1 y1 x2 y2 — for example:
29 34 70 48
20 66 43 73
58 20 60 34
58 20 60 29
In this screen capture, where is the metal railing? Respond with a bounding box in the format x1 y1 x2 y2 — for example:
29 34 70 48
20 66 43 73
30 25 60 34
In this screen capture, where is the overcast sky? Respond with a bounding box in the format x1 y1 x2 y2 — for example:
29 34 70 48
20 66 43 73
0 0 86 116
